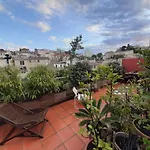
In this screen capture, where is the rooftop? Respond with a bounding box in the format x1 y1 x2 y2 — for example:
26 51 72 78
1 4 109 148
0 87 108 150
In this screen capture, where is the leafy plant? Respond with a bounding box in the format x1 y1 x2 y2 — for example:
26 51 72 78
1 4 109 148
137 49 150 92
0 66 25 102
108 61 124 76
67 62 92 87
56 68 71 91
143 138 150 150
88 125 112 150
75 98 112 143
25 66 60 99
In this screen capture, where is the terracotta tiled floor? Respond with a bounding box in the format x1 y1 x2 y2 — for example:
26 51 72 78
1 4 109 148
0 86 113 150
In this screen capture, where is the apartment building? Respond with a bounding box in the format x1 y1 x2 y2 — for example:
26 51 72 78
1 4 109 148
13 56 50 73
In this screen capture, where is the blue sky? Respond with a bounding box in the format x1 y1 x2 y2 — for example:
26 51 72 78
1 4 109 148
0 0 150 53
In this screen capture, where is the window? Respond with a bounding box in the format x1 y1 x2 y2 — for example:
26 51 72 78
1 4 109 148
20 66 27 73
20 61 25 65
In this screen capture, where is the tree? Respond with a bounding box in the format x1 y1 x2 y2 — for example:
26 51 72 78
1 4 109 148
68 62 92 87
108 61 124 75
91 54 97 60
69 35 84 64
56 48 63 61
137 49 150 91
97 53 103 60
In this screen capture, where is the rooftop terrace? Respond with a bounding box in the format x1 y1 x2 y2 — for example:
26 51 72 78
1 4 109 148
0 86 109 150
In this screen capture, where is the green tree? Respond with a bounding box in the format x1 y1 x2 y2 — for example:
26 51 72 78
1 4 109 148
91 54 97 60
69 35 84 64
25 66 60 99
0 66 25 102
68 62 92 87
137 49 150 92
56 48 63 61
97 53 103 60
108 61 124 75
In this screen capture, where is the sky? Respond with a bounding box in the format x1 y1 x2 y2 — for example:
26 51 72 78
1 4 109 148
0 0 150 54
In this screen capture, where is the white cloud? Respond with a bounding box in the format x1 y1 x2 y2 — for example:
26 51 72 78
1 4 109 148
27 40 33 44
3 42 28 51
86 24 100 33
36 21 51 32
48 36 56 41
0 3 5 12
62 38 72 45
26 0 68 18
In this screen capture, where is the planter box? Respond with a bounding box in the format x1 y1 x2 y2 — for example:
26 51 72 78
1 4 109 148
54 91 66 103
66 89 74 100
17 90 74 113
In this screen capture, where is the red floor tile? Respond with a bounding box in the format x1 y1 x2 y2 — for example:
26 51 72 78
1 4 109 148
66 106 76 114
60 102 72 110
51 119 67 132
57 110 70 119
63 115 77 126
77 134 90 144
64 135 85 150
0 146 4 150
23 138 41 150
4 138 24 150
57 126 75 142
55 144 66 150
27 142 43 150
66 100 74 106
52 105 65 114
69 120 80 133
42 122 55 139
47 112 61 124
43 134 62 150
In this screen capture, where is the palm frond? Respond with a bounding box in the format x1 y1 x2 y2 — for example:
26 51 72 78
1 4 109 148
75 112 90 118
79 119 91 126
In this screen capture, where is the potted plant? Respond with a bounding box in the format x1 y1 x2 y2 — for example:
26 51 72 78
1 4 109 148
87 124 112 150
75 96 112 150
132 89 150 140
113 132 140 150
133 115 150 140
75 97 113 145
141 137 150 150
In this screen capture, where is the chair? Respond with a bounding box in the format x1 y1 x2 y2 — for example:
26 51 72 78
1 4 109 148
72 87 89 109
0 103 48 145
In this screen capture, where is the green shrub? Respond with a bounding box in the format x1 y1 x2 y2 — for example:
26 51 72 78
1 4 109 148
108 61 124 75
25 66 60 99
56 68 71 91
0 66 25 102
68 62 92 87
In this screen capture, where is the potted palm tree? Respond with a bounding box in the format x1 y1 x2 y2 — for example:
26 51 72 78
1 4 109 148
75 98 113 149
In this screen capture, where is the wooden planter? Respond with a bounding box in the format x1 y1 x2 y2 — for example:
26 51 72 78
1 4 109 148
54 91 66 103
17 90 74 113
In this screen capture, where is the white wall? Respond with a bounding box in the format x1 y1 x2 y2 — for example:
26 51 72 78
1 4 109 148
13 59 50 72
